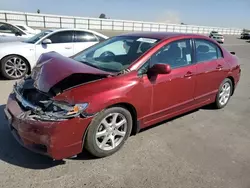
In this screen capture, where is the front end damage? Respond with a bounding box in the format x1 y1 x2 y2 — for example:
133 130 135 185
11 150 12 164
5 52 119 159
13 74 105 121
5 75 100 159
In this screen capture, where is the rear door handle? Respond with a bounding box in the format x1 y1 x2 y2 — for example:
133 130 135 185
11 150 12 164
184 71 193 78
65 46 72 49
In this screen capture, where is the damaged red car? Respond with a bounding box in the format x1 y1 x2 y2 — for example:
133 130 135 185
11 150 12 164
4 32 241 160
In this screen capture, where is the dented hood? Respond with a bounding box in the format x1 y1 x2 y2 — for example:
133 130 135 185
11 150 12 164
32 52 113 93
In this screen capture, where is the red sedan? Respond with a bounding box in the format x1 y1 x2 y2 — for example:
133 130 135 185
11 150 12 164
4 32 241 160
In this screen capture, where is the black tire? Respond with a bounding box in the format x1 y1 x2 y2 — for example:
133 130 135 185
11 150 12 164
85 106 133 158
0 55 29 80
214 78 233 109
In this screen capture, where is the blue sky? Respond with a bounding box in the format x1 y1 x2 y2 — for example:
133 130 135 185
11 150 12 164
0 0 249 28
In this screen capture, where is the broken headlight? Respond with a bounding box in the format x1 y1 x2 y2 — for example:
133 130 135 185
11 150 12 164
34 101 89 121
50 102 88 117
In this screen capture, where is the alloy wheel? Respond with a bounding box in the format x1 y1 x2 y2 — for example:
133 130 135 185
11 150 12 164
219 82 231 106
4 57 27 79
95 113 128 151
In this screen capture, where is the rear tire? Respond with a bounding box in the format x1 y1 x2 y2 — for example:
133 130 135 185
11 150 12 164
214 78 233 109
0 55 29 80
85 107 132 158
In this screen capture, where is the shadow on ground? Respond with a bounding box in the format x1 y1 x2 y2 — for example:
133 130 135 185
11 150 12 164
237 37 250 40
138 104 216 133
0 74 7 80
0 102 216 168
0 104 98 169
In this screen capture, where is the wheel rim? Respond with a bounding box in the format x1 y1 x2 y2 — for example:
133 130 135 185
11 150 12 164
219 82 231 106
4 57 27 78
95 113 128 151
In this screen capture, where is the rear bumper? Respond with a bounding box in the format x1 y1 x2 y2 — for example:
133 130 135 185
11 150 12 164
5 94 93 160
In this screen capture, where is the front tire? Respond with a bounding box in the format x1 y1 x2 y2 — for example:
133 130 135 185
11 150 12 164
85 107 133 158
214 78 233 109
0 55 29 80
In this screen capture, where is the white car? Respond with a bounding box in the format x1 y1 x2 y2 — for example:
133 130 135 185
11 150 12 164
0 28 108 79
0 21 34 42
209 31 224 43
15 24 41 35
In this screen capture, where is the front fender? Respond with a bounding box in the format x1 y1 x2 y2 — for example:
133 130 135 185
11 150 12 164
53 71 152 119
0 47 35 68
86 96 136 115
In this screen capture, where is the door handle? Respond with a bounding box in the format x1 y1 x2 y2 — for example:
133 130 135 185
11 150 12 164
65 46 72 49
184 71 193 78
216 64 223 70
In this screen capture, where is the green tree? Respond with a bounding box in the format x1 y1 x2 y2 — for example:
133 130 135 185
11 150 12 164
99 13 107 19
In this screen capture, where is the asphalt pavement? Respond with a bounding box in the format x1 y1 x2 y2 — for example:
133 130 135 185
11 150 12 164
0 33 250 188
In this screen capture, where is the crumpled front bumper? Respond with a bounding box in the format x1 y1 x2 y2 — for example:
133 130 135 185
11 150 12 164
5 93 93 160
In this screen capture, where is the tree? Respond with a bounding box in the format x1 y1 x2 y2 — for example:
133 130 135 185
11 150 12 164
99 13 107 19
37 9 40 14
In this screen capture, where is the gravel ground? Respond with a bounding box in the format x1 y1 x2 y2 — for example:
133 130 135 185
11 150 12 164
0 34 250 188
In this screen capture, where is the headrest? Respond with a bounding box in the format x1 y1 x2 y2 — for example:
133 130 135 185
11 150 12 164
140 42 153 53
197 45 209 53
170 42 179 48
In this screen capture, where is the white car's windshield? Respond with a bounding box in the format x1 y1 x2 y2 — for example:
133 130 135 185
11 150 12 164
16 25 26 31
24 30 52 44
73 36 160 73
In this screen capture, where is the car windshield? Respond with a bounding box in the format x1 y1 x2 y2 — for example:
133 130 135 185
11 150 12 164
23 30 52 44
213 33 223 36
16 25 26 31
73 36 160 73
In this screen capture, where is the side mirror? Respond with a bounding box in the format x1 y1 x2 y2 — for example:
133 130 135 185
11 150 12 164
42 39 52 44
148 63 171 75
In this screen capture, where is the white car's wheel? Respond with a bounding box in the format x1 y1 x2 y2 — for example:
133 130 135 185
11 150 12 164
0 55 29 80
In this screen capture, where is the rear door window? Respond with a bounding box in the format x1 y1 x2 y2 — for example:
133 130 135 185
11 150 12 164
74 31 98 42
194 39 223 63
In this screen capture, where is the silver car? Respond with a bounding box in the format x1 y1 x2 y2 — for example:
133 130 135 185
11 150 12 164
0 21 34 43
209 31 224 43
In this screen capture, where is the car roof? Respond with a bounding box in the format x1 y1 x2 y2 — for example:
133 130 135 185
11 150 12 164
118 32 207 40
44 28 108 38
47 28 98 32
15 23 26 26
